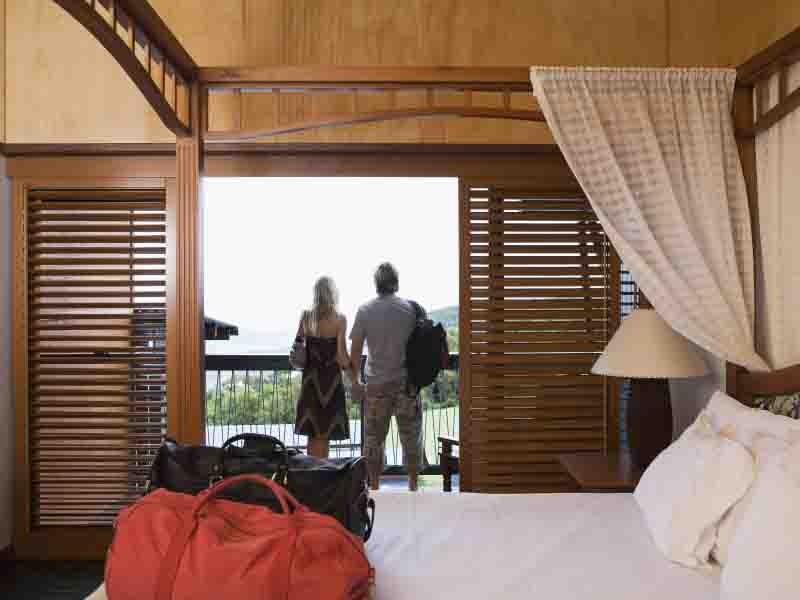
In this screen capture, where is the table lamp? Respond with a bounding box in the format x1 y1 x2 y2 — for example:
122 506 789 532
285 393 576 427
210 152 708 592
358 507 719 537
591 308 709 469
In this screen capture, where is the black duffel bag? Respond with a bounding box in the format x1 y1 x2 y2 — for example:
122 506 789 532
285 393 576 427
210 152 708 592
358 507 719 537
147 433 375 541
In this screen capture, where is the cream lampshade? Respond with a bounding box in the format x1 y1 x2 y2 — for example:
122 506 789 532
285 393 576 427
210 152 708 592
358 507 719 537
591 308 709 469
591 309 710 379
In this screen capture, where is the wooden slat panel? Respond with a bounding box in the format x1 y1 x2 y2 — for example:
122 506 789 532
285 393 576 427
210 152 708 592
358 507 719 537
29 224 166 233
470 266 605 276
470 233 605 244
29 201 165 211
470 276 606 286
26 189 168 527
31 258 166 266
470 256 604 266
470 299 606 310
461 181 617 493
28 213 166 222
470 222 604 233
31 236 166 246
33 269 166 277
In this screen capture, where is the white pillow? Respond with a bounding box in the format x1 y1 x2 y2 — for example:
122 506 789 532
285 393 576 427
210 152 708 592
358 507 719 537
634 413 755 568
720 442 800 600
704 390 800 447
711 434 789 565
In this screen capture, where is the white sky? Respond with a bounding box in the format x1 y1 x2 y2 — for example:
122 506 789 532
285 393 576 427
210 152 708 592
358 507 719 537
204 177 458 353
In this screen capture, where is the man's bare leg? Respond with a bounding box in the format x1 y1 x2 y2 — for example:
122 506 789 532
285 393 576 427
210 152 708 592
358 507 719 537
407 468 418 492
369 464 382 491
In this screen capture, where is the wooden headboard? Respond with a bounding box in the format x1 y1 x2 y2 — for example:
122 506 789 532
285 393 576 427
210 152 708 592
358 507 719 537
726 363 800 406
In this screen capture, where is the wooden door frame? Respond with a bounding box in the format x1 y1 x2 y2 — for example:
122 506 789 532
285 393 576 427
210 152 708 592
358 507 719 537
10 175 181 559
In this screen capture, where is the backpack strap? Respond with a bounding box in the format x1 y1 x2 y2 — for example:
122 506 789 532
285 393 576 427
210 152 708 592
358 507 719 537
408 300 426 321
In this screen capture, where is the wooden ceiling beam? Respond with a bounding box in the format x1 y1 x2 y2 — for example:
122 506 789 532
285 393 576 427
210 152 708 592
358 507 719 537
115 0 197 81
199 66 533 89
51 0 195 135
737 25 800 85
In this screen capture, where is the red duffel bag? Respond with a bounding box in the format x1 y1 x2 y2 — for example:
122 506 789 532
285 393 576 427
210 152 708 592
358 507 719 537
105 474 374 600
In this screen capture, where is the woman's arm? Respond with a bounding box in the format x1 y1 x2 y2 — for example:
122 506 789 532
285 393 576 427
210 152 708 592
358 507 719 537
336 314 350 369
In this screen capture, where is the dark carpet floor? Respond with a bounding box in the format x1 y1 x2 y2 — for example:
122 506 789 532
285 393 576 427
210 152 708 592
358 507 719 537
0 560 104 599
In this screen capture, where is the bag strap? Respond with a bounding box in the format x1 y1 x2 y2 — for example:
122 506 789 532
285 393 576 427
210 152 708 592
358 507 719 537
194 474 299 515
222 432 286 453
222 433 290 483
155 475 301 600
408 300 425 322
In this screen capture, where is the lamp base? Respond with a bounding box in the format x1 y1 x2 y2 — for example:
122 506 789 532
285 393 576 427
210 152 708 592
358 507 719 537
627 379 673 470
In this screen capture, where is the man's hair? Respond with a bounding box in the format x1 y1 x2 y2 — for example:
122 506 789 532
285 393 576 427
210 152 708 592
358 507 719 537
374 262 399 296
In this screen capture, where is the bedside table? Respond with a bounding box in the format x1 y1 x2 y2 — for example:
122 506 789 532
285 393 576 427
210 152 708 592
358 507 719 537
558 452 643 492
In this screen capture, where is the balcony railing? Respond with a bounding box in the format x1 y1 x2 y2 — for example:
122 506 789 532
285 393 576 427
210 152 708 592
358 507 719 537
205 354 459 474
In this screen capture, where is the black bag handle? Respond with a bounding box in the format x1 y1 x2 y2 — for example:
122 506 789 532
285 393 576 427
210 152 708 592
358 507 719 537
222 433 290 484
222 432 286 453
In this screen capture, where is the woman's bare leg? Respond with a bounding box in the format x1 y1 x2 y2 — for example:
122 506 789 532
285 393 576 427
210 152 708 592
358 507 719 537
308 436 330 459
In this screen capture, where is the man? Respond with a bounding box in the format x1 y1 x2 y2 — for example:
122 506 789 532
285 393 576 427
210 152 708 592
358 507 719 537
349 262 422 491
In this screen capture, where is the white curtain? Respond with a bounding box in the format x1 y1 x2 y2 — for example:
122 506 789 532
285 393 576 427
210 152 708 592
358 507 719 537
530 67 769 372
755 63 800 369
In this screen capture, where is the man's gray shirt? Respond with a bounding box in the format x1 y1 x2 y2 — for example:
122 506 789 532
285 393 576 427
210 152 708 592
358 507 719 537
350 294 416 385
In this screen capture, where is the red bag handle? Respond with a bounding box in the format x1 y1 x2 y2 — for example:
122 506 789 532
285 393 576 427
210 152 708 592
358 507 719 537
193 473 300 515
155 475 302 600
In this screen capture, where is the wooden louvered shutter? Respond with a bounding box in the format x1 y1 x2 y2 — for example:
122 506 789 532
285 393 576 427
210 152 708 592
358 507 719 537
26 189 167 529
459 180 620 493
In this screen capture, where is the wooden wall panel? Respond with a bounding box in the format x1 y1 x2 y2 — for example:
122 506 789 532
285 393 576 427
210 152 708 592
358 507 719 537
6 0 173 143
719 0 800 67
667 0 724 67
2 0 684 144
231 0 667 67
7 0 800 143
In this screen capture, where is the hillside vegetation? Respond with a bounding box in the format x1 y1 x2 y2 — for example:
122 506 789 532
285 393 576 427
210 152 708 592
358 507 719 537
429 305 458 352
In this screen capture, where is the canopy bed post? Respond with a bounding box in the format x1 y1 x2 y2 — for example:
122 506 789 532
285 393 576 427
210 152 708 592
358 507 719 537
734 26 800 370
167 80 205 444
733 83 762 355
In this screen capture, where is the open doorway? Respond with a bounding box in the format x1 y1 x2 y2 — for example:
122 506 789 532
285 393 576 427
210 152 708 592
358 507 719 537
203 177 459 479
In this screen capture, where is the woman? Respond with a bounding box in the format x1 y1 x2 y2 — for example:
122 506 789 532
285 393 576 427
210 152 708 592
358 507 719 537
294 276 351 458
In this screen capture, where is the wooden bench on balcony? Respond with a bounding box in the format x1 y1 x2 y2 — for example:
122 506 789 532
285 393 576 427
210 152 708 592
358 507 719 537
438 435 459 492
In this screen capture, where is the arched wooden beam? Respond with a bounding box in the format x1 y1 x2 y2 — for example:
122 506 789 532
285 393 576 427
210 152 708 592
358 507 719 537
204 107 545 142
52 0 196 135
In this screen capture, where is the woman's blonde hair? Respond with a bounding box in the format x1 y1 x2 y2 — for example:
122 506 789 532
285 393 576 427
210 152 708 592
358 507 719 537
305 276 339 335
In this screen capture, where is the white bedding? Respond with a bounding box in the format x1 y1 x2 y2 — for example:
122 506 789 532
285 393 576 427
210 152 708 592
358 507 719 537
87 491 719 600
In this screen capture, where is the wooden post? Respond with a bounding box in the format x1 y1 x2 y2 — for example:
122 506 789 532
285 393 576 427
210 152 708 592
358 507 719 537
457 180 472 492
605 243 622 454
733 84 762 352
12 181 31 552
167 81 205 444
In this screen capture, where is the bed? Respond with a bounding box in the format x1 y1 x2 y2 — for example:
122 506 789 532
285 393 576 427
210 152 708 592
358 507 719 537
85 491 719 600
86 362 800 600
355 491 718 600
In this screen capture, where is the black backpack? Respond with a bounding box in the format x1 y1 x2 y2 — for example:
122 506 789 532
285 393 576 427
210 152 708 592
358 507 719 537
405 301 449 389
